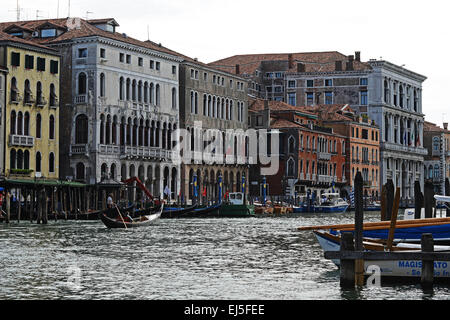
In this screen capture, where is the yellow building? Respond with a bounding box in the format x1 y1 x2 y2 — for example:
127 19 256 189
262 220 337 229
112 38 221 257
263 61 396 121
0 33 60 181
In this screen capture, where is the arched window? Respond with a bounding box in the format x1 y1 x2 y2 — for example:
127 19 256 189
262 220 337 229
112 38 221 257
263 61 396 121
288 136 295 154
24 79 32 104
17 111 23 135
76 162 85 181
36 152 42 173
155 84 160 106
75 114 88 144
10 110 16 134
10 149 16 169
132 80 137 101
99 73 105 97
49 152 55 173
126 78 131 100
49 83 57 107
172 88 177 109
36 114 42 138
287 158 295 177
49 115 55 140
24 150 30 170
100 114 105 144
10 77 18 102
119 77 124 100
110 163 116 180
149 83 154 104
78 72 87 95
434 165 440 178
101 163 108 180
36 81 43 105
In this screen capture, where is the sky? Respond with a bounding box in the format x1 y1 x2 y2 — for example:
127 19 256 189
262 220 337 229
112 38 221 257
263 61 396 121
1 0 450 126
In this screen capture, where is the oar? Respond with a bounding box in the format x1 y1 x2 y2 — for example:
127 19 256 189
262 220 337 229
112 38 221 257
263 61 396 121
114 204 128 230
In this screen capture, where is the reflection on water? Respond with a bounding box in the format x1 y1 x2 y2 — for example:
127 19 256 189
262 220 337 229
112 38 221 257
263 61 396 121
1 212 450 300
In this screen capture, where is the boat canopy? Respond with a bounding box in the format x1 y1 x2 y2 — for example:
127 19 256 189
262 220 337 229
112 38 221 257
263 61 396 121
435 195 450 203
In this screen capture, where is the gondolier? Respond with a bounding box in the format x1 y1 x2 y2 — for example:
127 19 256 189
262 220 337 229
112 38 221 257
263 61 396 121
107 194 114 208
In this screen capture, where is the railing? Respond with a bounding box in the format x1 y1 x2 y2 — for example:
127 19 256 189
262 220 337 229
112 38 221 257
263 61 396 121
317 175 332 184
99 144 121 155
382 142 428 155
70 144 89 155
317 152 331 161
75 95 87 104
9 135 34 147
120 146 173 159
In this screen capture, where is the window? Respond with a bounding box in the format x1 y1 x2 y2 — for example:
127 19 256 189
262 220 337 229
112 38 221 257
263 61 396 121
49 115 55 140
11 52 20 67
306 80 314 88
24 80 32 104
100 48 106 58
41 29 56 38
360 78 368 86
50 60 59 74
119 53 124 62
230 80 233 88
325 79 333 87
256 115 263 126
150 60 154 69
99 73 105 97
288 80 296 88
75 114 88 144
37 57 45 71
172 88 177 109
275 72 283 78
49 153 55 173
156 61 160 70
126 54 131 64
288 93 296 106
36 82 43 105
78 48 87 58
325 92 333 105
49 84 57 107
138 57 143 66
360 90 368 105
362 129 368 140
306 93 314 106
25 55 34 69
203 73 208 81
36 152 41 173
274 86 283 93
287 158 295 177
172 65 177 74
36 114 42 138
78 73 87 95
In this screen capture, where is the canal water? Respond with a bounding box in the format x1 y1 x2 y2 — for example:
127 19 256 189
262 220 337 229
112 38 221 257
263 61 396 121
1 211 450 300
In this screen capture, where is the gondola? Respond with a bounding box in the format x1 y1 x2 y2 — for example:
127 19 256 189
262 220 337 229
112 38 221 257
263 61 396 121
161 204 198 218
100 204 164 229
180 203 222 218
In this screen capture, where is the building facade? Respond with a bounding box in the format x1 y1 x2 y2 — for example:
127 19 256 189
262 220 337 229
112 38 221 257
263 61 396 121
0 35 60 181
367 60 427 200
423 121 450 194
0 18 184 200
179 61 249 203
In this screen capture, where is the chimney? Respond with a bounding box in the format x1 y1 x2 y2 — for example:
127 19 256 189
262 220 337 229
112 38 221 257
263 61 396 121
355 51 361 62
288 54 294 69
297 62 305 73
444 123 449 130
335 61 342 71
235 64 240 75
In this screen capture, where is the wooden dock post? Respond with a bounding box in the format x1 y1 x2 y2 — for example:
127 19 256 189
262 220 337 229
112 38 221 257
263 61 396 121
414 181 424 220
354 172 364 286
5 191 10 224
380 185 387 221
340 232 356 288
385 179 394 221
424 181 435 219
421 233 434 290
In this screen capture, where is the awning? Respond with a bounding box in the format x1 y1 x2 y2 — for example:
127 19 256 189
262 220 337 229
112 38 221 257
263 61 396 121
0 179 87 188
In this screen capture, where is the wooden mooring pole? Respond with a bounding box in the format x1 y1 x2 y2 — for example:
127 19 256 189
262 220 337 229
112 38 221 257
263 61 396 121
421 233 434 290
340 232 355 289
354 172 364 286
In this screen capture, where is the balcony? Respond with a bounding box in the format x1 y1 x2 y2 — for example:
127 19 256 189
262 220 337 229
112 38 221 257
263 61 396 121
317 152 331 161
317 175 333 184
382 142 428 156
9 135 34 147
120 146 173 160
70 144 89 156
75 95 87 104
99 144 121 155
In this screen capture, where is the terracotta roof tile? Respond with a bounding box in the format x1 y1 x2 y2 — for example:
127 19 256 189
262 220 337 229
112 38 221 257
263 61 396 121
208 52 372 75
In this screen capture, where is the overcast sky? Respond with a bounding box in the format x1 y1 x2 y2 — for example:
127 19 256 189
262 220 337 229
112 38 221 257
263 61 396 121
2 0 449 126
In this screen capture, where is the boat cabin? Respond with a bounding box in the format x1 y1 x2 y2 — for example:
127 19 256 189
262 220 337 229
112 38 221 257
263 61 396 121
228 192 244 205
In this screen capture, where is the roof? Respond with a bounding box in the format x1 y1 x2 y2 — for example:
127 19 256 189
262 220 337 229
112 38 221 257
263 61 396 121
0 17 240 77
0 30 58 52
270 116 303 129
249 98 317 118
0 179 87 187
208 51 372 75
424 121 449 133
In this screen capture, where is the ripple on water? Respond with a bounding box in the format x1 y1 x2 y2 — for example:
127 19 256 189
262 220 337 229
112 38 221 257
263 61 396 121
0 213 449 300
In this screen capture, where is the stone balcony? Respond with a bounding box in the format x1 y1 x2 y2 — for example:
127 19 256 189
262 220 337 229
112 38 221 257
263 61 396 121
70 144 89 156
382 142 428 156
9 135 34 147
317 152 332 161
